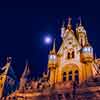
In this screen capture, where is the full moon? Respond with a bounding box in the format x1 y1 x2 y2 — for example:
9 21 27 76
44 36 52 44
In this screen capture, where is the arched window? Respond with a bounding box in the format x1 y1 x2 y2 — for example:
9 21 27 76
63 72 66 81
75 70 78 74
75 70 79 84
68 71 72 81
67 50 75 59
72 51 75 58
68 52 70 59
81 38 83 46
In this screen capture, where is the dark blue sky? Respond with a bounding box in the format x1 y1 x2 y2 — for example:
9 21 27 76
0 0 100 78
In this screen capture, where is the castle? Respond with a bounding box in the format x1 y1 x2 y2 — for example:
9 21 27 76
0 17 100 100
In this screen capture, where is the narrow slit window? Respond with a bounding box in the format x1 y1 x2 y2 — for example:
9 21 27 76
63 72 66 81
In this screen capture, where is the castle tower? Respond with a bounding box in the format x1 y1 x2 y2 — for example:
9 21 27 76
78 18 94 63
76 18 94 81
48 40 57 85
57 17 82 83
76 17 87 47
19 61 30 91
80 43 94 81
61 17 74 39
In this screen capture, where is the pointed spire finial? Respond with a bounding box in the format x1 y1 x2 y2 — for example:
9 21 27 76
68 17 71 25
62 20 65 27
67 17 72 29
22 60 30 78
7 57 12 63
52 39 56 53
50 39 56 54
78 16 82 26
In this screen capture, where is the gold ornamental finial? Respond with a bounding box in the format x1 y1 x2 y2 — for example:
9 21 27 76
67 17 72 29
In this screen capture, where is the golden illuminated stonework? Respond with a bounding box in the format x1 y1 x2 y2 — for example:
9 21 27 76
0 17 100 100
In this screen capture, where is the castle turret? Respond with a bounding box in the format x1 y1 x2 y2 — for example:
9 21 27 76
81 46 93 63
48 40 57 84
80 34 93 63
67 17 72 30
76 17 94 62
76 17 87 47
61 17 74 39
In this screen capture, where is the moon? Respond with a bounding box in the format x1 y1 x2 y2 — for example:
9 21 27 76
44 36 52 44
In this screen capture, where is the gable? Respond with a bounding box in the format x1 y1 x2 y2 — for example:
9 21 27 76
58 31 81 55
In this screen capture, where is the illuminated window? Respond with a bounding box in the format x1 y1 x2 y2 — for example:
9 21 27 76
68 71 72 80
90 47 93 52
82 47 93 53
49 55 56 61
83 47 87 52
75 70 79 83
63 72 66 81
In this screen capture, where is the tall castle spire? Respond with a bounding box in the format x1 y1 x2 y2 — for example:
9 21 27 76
22 60 30 78
76 17 88 47
79 16 82 26
19 61 30 91
61 21 65 38
52 39 56 53
67 17 72 30
50 39 56 54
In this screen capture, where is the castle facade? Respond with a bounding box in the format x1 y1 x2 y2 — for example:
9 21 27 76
0 17 100 100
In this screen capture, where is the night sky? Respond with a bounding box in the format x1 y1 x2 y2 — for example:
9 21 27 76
0 0 100 79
